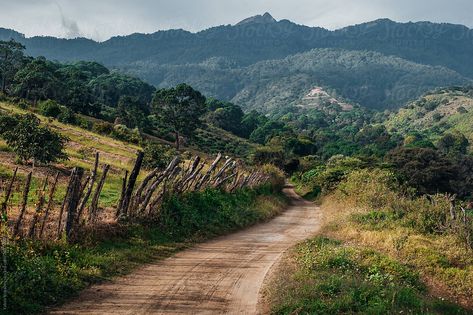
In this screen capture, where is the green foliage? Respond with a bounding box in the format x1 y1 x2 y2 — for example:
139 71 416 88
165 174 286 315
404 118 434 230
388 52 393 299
295 155 365 197
142 142 176 170
1 187 287 314
0 113 68 165
111 124 141 144
152 83 207 149
205 98 244 136
270 236 465 315
159 185 284 236
437 132 469 155
38 99 62 118
386 147 456 195
0 39 26 94
337 169 473 247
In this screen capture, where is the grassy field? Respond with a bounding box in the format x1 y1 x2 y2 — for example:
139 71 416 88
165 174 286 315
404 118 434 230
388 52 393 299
270 168 473 314
267 236 468 314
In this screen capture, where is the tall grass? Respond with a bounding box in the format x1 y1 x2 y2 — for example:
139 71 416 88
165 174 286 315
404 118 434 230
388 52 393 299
267 236 468 314
319 169 473 309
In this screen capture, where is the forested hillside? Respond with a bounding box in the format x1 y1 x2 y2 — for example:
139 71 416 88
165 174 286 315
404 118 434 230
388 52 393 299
2 14 473 111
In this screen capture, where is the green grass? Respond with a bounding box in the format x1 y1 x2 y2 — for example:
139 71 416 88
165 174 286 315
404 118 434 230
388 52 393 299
2 185 288 314
269 236 469 315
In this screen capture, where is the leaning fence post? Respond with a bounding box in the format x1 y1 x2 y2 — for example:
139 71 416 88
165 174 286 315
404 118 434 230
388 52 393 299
27 176 49 238
116 170 128 219
13 172 32 237
76 152 99 223
39 172 60 238
64 167 84 241
118 151 144 217
57 168 76 237
1 167 18 220
88 164 110 222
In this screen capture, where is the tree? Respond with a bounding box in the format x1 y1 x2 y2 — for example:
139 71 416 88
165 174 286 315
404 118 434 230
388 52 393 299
205 99 244 136
0 113 68 165
116 95 150 131
0 40 26 94
13 57 60 103
152 84 206 149
437 132 469 155
386 147 456 194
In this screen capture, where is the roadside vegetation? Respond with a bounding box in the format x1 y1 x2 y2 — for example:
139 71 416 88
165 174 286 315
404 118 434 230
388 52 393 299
268 236 467 314
5 184 288 314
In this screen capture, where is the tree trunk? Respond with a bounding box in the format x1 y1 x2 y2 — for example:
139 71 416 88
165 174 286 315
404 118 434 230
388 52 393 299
175 131 180 150
13 172 32 237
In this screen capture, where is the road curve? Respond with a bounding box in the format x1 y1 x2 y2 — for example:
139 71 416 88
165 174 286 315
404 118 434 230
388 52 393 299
50 186 321 315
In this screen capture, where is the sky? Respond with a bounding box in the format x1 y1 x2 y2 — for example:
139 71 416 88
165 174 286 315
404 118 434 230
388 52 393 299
1 0 472 41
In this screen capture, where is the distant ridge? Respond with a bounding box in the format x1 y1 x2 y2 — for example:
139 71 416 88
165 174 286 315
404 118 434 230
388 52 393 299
2 14 473 112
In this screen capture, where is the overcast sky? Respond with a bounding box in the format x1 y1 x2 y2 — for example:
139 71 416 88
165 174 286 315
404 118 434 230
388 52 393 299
1 0 472 41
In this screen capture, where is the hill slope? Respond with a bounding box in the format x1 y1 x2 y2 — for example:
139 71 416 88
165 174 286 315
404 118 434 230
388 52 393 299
3 15 473 111
385 86 473 144
129 49 470 112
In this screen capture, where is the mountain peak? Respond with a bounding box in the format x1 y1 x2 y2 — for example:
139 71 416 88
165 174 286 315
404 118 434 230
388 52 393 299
236 12 277 26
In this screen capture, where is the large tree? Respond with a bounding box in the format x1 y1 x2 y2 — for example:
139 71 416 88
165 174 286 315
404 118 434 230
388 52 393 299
152 84 206 149
0 40 26 94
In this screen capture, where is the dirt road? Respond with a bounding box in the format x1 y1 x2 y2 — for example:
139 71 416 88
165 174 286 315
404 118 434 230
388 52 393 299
50 186 321 315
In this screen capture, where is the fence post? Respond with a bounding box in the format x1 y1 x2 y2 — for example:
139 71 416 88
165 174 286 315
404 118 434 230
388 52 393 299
88 164 110 222
64 167 84 241
27 176 49 238
118 151 144 217
1 167 17 220
39 172 60 238
13 172 32 237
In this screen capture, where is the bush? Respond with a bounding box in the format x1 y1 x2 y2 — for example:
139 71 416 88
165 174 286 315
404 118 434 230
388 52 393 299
0 113 68 165
38 100 62 118
142 142 176 170
93 121 114 135
57 107 77 124
111 124 142 143
260 164 286 190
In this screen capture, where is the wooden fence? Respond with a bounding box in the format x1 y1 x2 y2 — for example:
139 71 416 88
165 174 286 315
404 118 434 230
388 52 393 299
0 152 271 242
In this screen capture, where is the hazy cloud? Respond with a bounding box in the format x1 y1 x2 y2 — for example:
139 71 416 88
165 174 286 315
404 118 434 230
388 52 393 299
0 0 472 41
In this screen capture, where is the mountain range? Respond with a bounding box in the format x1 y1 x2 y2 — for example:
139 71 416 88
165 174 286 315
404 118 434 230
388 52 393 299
2 13 473 112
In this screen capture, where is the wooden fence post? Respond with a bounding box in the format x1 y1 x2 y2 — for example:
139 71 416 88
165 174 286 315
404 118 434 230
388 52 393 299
27 176 49 238
39 172 59 238
88 164 110 222
76 152 99 223
1 167 17 220
64 167 84 241
13 172 32 237
57 168 76 237
116 170 128 218
118 151 144 217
